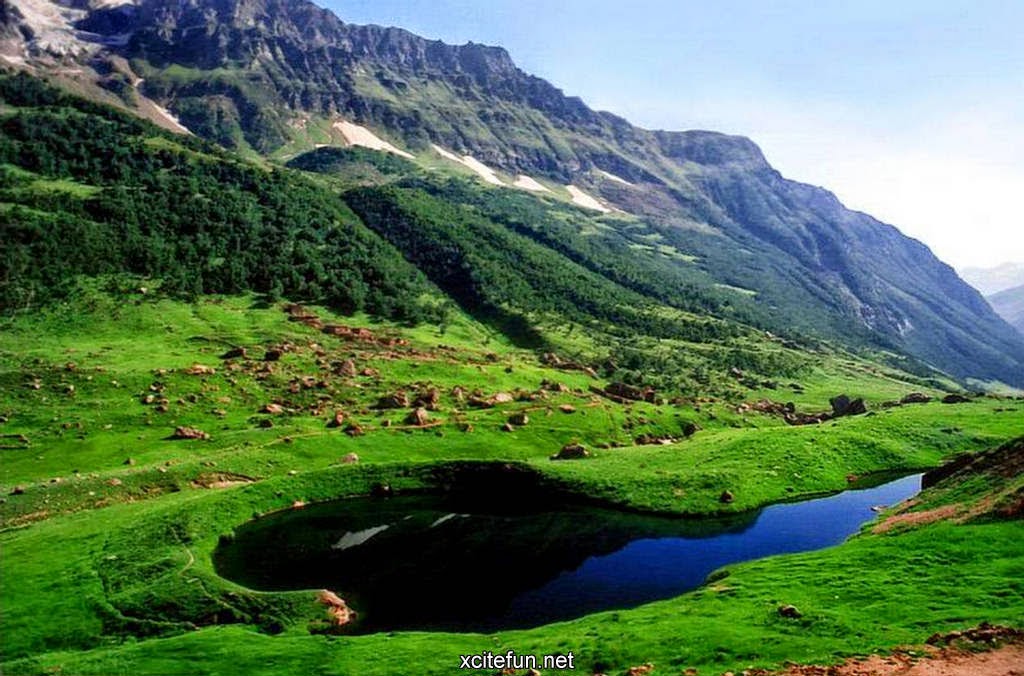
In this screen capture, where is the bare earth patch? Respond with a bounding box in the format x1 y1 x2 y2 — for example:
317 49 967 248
747 625 1024 676
873 504 961 534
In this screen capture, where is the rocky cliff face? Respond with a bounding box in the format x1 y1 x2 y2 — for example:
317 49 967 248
5 0 1024 385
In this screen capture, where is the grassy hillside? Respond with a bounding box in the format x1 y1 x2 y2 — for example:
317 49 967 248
0 72 434 320
0 289 1021 675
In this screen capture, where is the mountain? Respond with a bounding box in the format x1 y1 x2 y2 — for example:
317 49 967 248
3 0 1024 386
988 285 1024 336
960 262 1024 297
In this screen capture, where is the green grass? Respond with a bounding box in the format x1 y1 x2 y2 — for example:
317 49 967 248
1 291 1021 676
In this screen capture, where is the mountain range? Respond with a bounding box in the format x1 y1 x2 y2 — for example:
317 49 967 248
3 0 1024 386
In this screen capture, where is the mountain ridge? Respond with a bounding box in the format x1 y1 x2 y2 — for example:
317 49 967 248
3 0 1024 386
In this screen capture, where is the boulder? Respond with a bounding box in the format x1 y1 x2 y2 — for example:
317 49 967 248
261 403 285 415
605 382 657 403
344 423 364 437
719 490 735 504
340 452 359 464
327 411 346 428
900 392 932 405
171 426 210 440
551 443 590 460
682 422 701 437
559 404 577 414
405 408 430 426
413 387 441 410
376 392 410 409
626 664 655 676
336 359 357 377
184 364 216 376
778 604 803 618
845 398 868 416
942 393 971 404
263 349 282 362
508 412 530 426
220 347 247 360
829 394 852 416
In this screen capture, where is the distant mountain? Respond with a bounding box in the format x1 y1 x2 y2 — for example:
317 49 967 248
960 263 1024 297
4 0 1024 385
988 285 1024 336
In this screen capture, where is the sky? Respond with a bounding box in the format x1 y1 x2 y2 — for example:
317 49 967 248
323 0 1023 270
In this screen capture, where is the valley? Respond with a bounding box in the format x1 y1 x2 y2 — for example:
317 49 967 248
1 2 1023 674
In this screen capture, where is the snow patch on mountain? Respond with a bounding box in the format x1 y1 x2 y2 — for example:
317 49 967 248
566 185 610 213
431 144 505 186
333 120 414 159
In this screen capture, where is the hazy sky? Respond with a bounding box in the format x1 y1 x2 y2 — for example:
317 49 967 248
324 0 1023 270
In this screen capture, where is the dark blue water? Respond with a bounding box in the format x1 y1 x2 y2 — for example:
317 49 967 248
214 473 921 632
508 473 922 619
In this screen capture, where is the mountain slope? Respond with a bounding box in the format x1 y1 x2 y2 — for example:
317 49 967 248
3 0 1024 385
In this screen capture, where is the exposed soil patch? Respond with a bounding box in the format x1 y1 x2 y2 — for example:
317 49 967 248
748 624 1024 675
873 504 960 534
190 472 257 489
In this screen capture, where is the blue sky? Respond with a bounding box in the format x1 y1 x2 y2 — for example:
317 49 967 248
324 0 1023 269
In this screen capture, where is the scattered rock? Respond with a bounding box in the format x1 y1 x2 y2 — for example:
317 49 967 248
900 392 932 404
340 453 359 464
626 664 655 676
344 423 364 437
376 391 410 409
184 364 216 376
171 426 210 441
508 412 529 426
719 490 735 504
123 457 135 465
336 359 357 377
942 393 971 404
220 347 247 360
501 422 515 432
10 485 25 495
328 411 346 428
830 394 867 417
604 381 657 403
261 403 285 415
542 379 570 393
778 604 803 618
259 418 274 428
371 483 393 498
264 349 282 362
405 407 430 426
106 478 122 487
414 387 441 410
491 392 514 404
559 404 577 414
551 442 590 460
682 422 701 437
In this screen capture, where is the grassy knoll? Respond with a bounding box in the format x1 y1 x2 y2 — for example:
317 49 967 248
1 290 1022 675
